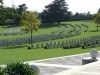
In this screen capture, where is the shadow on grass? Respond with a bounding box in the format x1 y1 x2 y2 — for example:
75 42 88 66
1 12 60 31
39 24 57 29
1 45 27 49
89 30 100 32
39 23 71 29
95 26 100 27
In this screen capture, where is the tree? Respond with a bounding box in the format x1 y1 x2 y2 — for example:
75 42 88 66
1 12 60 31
41 0 69 24
98 8 100 13
94 12 100 30
86 11 93 20
18 4 28 15
0 0 3 4
17 4 28 23
20 11 41 48
0 6 19 25
66 11 73 21
72 12 80 20
72 12 93 21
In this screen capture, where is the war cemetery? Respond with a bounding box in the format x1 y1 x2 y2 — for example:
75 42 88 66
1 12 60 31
0 0 100 75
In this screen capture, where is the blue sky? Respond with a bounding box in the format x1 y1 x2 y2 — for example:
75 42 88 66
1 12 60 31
3 0 100 14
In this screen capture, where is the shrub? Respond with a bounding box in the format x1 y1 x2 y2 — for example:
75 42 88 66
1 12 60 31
96 40 98 44
44 46 48 49
0 62 39 75
82 45 85 49
76 44 80 48
88 43 90 46
63 46 68 49
84 31 86 32
69 45 73 48
28 46 31 49
0 67 5 75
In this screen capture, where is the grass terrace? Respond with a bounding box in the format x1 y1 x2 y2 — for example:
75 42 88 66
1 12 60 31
0 21 100 65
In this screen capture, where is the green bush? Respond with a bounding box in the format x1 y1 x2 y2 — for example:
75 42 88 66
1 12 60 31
0 67 5 75
0 62 39 75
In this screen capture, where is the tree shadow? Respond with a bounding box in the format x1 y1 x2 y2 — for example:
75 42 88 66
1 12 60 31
39 23 71 29
95 26 100 27
39 24 58 29
89 30 100 32
1 45 27 49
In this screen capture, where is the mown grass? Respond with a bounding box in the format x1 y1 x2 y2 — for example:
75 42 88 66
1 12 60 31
1 45 100 65
0 21 100 65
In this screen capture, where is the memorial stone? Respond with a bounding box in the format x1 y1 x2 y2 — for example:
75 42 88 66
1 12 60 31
36 43 39 49
57 41 60 48
41 43 44 48
98 40 100 46
90 42 93 48
52 41 56 48
85 42 88 48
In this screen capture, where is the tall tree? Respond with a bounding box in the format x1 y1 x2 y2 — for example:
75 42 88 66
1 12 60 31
41 0 69 24
72 12 80 20
98 8 100 13
20 11 41 49
94 13 100 30
0 0 3 4
18 4 28 15
86 11 93 20
0 6 19 25
17 4 28 23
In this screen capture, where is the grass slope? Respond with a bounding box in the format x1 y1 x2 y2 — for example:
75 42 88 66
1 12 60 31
0 21 100 65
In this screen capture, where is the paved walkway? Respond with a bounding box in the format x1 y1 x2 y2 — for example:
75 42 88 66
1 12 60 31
1 52 100 75
54 60 100 75
25 52 100 75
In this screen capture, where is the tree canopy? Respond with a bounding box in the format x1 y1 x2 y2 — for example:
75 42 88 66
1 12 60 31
41 0 70 24
0 6 19 25
20 11 41 32
20 11 41 48
18 4 28 15
94 12 100 30
97 8 100 13
0 0 3 4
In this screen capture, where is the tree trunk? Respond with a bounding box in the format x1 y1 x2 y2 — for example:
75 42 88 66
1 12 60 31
97 24 98 31
30 30 33 48
58 21 60 25
58 14 60 25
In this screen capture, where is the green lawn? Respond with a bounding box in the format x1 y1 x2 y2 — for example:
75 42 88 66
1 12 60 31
0 21 100 65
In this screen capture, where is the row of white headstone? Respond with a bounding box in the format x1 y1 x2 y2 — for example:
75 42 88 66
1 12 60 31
31 37 100 49
51 25 62 34
60 25 68 33
0 31 83 47
0 35 100 48
81 24 89 32
0 24 90 47
75 24 82 33
0 28 25 35
68 24 76 33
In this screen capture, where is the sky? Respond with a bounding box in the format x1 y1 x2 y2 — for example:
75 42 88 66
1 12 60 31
3 0 100 14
